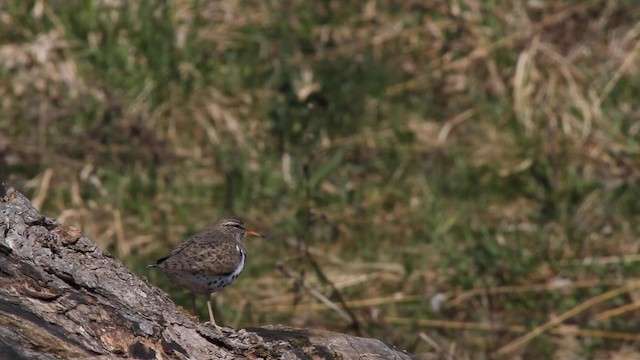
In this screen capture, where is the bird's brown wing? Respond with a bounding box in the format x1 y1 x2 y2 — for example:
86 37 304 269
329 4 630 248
153 227 217 268
190 241 244 276
156 233 244 276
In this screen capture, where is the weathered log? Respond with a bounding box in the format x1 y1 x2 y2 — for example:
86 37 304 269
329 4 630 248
0 188 417 359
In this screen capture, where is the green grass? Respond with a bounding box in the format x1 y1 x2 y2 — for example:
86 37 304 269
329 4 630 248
3 0 640 358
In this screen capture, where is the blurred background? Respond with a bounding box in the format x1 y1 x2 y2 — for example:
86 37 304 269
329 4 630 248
2 0 640 358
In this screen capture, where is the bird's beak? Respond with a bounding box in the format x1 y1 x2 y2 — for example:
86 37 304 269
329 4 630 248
245 230 265 238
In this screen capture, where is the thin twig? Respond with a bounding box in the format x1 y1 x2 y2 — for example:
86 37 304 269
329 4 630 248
257 293 422 313
385 316 640 341
298 163 364 335
598 28 640 103
494 281 640 356
446 278 636 308
593 301 640 322
277 263 353 323
32 168 54 210
303 248 364 335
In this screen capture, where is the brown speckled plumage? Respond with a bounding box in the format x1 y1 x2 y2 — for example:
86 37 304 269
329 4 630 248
150 216 264 326
155 219 247 277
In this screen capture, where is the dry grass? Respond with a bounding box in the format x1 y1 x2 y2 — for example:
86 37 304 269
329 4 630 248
2 0 640 358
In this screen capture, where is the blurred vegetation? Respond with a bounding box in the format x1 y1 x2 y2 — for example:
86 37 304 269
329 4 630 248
2 0 640 358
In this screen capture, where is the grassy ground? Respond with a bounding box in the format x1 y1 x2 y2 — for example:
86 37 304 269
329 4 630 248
3 0 640 358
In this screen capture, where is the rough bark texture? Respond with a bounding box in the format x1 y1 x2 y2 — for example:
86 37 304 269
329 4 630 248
0 188 416 360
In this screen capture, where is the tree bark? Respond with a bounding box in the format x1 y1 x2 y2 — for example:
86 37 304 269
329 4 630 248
0 188 416 360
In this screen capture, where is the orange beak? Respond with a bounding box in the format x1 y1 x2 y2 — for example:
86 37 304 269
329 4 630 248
245 230 265 238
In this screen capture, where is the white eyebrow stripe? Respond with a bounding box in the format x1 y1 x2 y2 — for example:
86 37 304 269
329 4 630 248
223 221 244 229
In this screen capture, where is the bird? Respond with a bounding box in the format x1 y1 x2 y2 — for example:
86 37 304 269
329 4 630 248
149 216 264 327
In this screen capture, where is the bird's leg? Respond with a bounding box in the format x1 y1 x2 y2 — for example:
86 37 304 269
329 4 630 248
191 293 197 317
207 293 218 327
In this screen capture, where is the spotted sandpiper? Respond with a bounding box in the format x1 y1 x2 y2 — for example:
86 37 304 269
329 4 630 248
149 216 264 326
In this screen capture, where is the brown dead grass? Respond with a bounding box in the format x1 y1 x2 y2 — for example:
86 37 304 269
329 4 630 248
3 0 640 358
